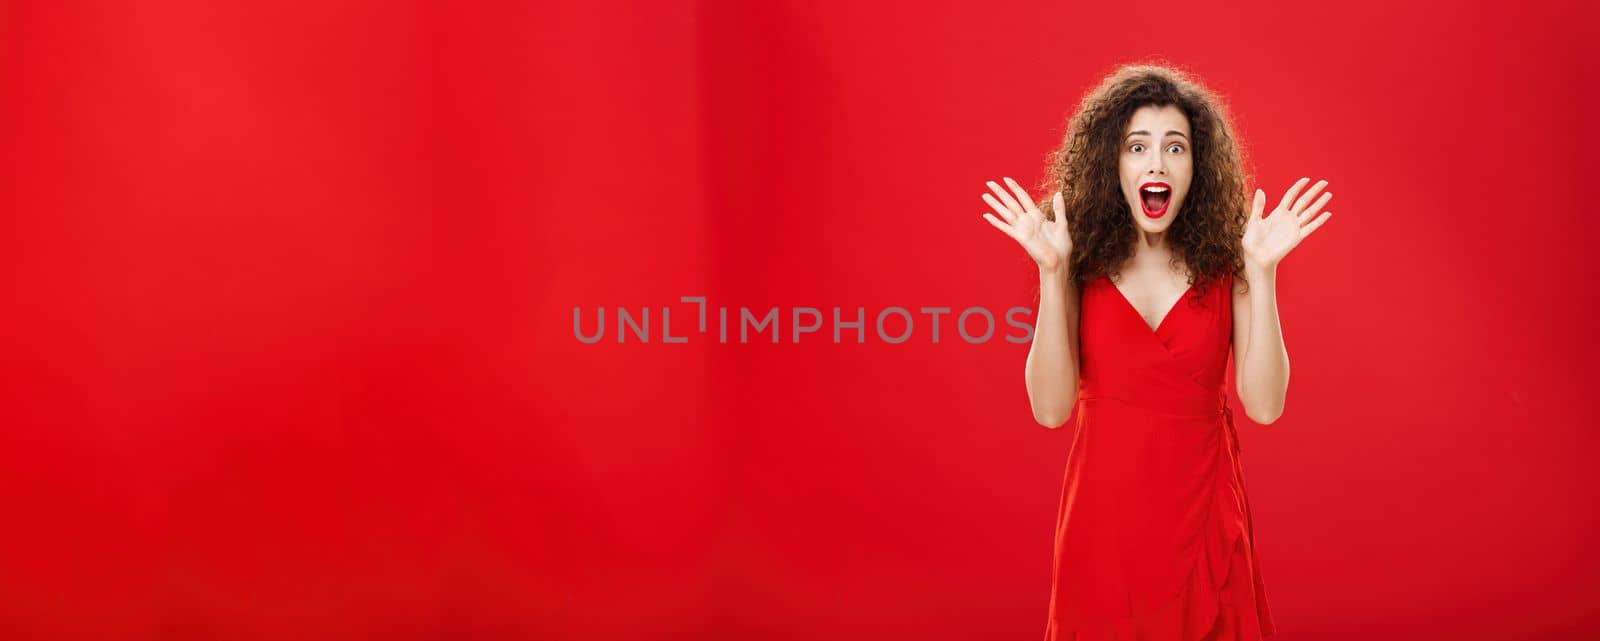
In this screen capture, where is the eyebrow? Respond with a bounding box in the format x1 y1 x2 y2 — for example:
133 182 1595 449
1124 130 1190 141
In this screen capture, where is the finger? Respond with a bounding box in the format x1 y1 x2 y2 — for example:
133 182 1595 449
987 180 1025 216
982 193 1018 223
1297 192 1332 225
1251 188 1266 221
1050 191 1065 222
1277 177 1310 213
1003 176 1040 214
982 213 1015 236
1291 179 1329 215
1300 211 1333 239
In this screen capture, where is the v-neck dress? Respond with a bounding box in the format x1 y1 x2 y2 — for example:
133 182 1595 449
1043 271 1277 640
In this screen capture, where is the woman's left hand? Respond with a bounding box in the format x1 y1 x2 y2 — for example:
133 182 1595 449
1242 177 1334 271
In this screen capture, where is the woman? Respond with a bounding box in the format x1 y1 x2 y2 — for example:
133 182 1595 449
980 64 1333 640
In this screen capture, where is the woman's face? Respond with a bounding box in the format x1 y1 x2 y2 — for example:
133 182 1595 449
1119 104 1194 236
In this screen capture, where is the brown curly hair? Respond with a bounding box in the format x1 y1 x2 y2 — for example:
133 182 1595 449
1036 61 1253 299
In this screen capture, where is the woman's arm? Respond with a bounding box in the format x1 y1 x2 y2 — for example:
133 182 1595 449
979 177 1077 428
1232 266 1288 424
1027 265 1080 428
1235 178 1336 425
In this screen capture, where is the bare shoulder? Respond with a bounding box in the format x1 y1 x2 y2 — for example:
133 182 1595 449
1230 268 1251 297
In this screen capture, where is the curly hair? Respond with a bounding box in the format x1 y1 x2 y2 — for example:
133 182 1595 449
1036 62 1253 299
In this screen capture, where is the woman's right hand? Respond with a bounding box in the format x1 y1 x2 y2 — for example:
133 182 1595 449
981 177 1073 273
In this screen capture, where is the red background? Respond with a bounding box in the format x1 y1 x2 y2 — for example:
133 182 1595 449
2 1 1597 639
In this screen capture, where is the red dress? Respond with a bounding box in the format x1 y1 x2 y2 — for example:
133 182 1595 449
1044 271 1277 640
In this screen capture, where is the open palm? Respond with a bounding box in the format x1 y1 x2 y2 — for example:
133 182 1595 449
981 177 1072 271
1243 177 1335 270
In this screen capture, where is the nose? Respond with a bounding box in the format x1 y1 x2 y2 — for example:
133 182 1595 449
1147 152 1167 176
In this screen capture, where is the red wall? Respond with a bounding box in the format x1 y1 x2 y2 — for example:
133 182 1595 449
2 1 1596 639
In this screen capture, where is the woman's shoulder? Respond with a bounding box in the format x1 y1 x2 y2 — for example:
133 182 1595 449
1194 268 1240 302
1190 267 1231 287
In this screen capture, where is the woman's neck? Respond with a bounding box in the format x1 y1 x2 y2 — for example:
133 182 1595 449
1124 230 1188 278
1133 229 1169 256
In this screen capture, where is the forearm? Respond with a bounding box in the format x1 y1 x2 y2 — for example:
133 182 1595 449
1238 265 1290 423
1026 267 1080 428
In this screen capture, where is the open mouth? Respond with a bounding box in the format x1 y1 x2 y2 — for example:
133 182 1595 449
1139 183 1171 218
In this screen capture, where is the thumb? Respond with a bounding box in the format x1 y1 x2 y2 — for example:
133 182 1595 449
1251 188 1266 220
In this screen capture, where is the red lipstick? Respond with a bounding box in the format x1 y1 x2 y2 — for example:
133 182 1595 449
1139 181 1172 219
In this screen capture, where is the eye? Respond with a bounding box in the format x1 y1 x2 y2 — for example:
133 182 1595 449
1129 143 1145 153
1167 144 1185 154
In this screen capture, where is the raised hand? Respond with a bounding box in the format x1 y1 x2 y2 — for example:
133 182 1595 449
1242 177 1335 270
981 177 1072 272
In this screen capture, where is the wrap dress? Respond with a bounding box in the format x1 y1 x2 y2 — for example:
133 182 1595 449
1044 271 1277 640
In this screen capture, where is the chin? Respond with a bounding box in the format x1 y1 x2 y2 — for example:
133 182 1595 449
1130 205 1179 234
1135 221 1173 235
